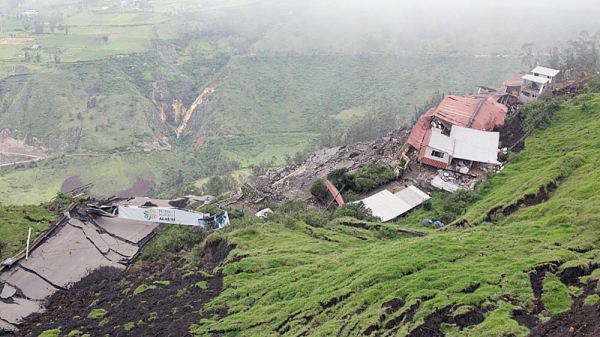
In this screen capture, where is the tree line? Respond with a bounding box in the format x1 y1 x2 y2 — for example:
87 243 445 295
522 30 600 80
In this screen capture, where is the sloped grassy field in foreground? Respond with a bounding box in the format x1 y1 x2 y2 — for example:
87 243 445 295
192 93 600 336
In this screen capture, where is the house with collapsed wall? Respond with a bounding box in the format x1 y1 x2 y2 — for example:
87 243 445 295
519 66 560 103
406 95 507 172
501 74 525 97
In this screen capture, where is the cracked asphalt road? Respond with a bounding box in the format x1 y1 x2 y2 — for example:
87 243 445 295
0 202 159 332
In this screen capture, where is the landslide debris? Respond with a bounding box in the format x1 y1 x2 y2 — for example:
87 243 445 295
246 128 410 203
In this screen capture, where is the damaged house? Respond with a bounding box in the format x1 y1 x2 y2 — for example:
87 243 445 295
406 95 507 171
419 126 501 170
519 66 560 103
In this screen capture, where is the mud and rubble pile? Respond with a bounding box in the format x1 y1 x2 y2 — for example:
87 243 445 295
551 77 590 99
246 128 411 203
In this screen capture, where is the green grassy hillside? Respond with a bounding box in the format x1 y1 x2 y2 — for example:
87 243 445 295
188 92 600 336
210 55 520 135
0 57 167 151
0 53 520 204
0 0 529 204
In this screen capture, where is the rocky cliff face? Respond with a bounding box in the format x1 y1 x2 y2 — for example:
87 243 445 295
151 79 216 138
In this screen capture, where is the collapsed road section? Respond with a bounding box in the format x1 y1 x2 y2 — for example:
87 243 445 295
0 197 161 334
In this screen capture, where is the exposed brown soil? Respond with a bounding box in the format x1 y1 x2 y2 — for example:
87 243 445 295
513 309 540 329
528 262 562 315
408 305 485 337
528 302 600 337
382 298 406 315
558 263 600 287
484 177 562 224
498 109 527 153
60 175 87 194
461 283 480 294
551 77 590 99
113 177 155 198
526 260 600 337
571 280 599 309
18 240 233 337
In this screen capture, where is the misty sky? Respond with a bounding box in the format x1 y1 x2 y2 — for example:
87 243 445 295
254 0 600 55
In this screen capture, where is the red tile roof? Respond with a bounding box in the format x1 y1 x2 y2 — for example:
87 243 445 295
433 95 507 131
503 74 525 87
407 108 435 150
407 94 507 170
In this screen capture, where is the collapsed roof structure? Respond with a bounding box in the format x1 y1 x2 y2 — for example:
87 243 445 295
406 95 506 170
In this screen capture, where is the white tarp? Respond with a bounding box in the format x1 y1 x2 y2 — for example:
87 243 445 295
450 126 500 165
394 186 431 208
357 186 430 222
118 206 210 227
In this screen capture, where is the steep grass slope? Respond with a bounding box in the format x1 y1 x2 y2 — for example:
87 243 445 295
210 55 520 135
191 93 600 336
0 58 164 152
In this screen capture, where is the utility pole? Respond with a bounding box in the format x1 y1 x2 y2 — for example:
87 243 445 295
26 226 32 260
